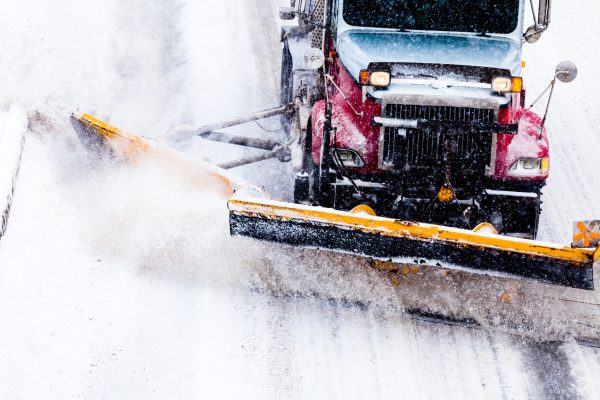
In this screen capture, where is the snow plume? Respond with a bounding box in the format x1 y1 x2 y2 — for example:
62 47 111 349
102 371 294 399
0 0 190 136
4 123 600 400
60 144 600 342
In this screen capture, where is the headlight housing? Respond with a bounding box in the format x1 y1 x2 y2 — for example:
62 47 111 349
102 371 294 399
359 69 391 89
491 76 523 93
508 157 549 177
333 149 365 168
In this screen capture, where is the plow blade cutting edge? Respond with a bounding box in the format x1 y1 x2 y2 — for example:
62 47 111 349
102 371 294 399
70 113 597 290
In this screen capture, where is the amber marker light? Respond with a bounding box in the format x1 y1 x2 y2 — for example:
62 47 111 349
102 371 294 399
359 69 370 86
541 157 549 175
511 77 523 93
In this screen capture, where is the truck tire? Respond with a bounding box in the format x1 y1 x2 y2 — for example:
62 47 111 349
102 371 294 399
486 193 542 240
509 194 542 240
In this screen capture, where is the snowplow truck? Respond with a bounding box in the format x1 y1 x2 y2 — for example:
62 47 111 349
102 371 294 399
284 0 553 239
71 0 599 290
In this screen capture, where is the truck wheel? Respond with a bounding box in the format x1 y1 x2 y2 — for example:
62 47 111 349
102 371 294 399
488 194 541 240
514 195 541 240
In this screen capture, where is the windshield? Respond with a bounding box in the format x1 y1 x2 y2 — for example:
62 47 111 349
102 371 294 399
343 0 520 34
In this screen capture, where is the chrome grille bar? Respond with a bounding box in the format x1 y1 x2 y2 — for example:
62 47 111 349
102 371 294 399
384 104 496 124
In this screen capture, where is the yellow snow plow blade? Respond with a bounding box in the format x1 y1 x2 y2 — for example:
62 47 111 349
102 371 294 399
70 113 596 290
228 197 597 290
69 113 262 199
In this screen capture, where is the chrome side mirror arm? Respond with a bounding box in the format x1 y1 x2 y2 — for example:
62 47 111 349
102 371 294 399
529 62 578 139
524 0 552 43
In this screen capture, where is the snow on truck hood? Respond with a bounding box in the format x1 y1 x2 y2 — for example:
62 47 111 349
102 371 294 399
338 30 522 89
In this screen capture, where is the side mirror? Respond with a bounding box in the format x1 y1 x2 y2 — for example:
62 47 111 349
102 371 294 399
530 61 577 139
524 25 542 44
538 0 551 27
524 0 552 43
555 61 578 83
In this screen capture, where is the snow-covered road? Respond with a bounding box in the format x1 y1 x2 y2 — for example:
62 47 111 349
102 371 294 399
1 0 600 399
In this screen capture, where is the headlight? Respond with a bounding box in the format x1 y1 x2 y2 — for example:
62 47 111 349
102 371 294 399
369 71 391 88
491 76 523 93
359 69 391 89
333 149 365 168
508 157 549 177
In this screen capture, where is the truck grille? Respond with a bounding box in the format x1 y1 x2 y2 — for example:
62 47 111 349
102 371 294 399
382 128 488 166
406 130 482 166
384 104 496 124
381 104 495 166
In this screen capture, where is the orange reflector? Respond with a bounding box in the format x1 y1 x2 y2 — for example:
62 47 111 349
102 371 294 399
437 184 455 204
511 77 523 93
359 69 370 86
521 61 526 68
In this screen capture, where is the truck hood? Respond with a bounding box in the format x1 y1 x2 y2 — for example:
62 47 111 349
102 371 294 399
338 30 522 83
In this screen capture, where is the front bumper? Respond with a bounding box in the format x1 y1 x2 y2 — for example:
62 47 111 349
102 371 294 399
330 175 541 233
